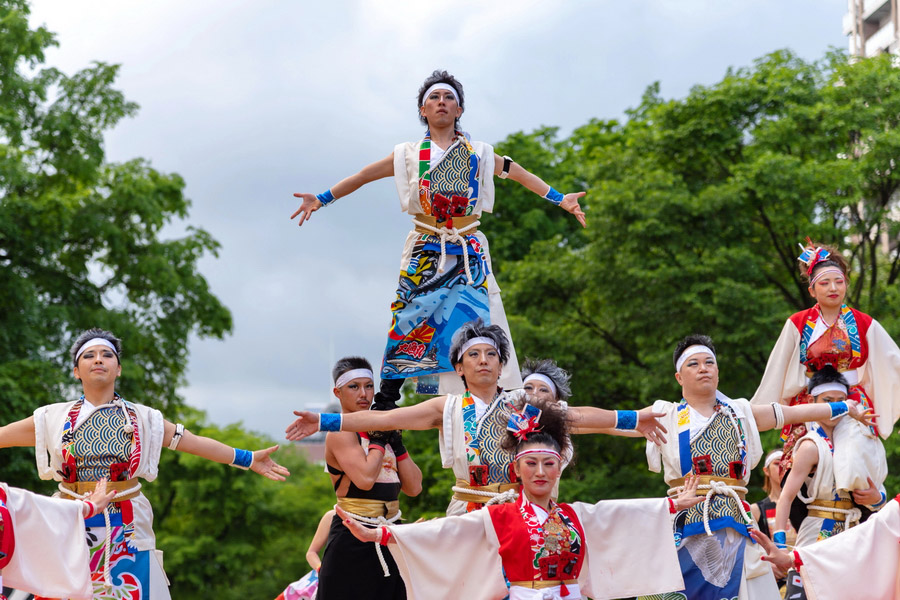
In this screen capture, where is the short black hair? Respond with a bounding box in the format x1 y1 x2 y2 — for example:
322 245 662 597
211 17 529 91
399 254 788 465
70 328 122 367
332 356 373 385
808 365 850 397
673 334 716 369
417 70 465 128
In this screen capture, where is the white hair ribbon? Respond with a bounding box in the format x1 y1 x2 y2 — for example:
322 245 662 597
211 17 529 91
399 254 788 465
764 450 783 469
334 369 374 389
675 345 716 372
809 382 848 398
514 448 562 462
75 338 118 362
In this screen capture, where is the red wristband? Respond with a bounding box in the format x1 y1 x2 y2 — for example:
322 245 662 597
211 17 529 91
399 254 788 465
83 500 95 518
793 550 803 569
667 497 677 514
368 443 386 454
380 527 392 546
395 451 409 462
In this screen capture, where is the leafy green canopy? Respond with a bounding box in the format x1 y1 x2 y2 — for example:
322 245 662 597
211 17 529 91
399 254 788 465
0 0 231 488
484 49 900 501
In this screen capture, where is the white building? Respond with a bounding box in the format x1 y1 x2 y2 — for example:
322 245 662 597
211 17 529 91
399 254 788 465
844 0 899 56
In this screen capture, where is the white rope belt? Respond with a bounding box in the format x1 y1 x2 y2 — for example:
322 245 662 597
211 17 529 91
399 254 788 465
668 480 753 536
412 219 480 284
341 507 403 577
451 485 498 499
59 481 142 590
808 503 862 526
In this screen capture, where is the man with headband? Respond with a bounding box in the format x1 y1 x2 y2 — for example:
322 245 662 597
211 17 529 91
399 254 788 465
288 319 669 516
316 356 421 600
637 334 877 600
290 69 587 406
767 365 887 600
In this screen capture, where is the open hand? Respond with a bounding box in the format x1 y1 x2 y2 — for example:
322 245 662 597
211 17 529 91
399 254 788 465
672 474 704 511
251 445 291 481
847 400 878 428
749 528 794 575
290 193 322 227
285 410 320 441
560 192 586 228
336 506 382 543
85 477 117 517
637 407 668 445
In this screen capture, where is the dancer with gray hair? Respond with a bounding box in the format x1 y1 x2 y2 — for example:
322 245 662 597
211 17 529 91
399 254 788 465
287 319 668 516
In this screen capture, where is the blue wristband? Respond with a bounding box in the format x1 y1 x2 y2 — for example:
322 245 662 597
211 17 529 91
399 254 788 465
316 189 336 206
231 448 253 470
615 410 638 431
829 401 849 419
773 530 787 549
543 186 564 205
872 491 888 509
319 413 342 432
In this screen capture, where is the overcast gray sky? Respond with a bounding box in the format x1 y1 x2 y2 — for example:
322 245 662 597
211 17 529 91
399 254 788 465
29 0 849 439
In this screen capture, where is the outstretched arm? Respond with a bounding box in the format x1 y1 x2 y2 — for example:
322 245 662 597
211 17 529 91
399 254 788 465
291 153 394 226
0 415 36 448
285 396 446 441
567 405 668 445
495 154 586 228
752 400 875 432
164 420 290 481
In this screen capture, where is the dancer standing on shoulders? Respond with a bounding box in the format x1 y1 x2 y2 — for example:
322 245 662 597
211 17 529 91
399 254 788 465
0 329 289 600
336 399 693 600
751 240 900 496
290 70 586 400
316 357 422 600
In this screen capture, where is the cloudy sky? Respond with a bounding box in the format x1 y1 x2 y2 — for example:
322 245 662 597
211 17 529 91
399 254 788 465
29 0 849 439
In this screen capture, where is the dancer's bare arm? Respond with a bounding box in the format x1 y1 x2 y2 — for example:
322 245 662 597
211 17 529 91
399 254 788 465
291 153 394 226
306 509 335 571
752 400 875 432
567 406 667 445
327 431 386 490
494 154 586 228
0 416 36 448
285 396 446 441
164 420 290 481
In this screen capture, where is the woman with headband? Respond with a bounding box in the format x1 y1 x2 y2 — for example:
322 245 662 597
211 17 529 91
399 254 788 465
0 329 290 600
751 239 900 507
638 335 876 600
316 357 422 600
335 399 695 600
290 69 586 402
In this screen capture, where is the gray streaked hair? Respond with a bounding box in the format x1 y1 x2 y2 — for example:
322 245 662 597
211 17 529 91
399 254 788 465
448 318 510 366
521 357 572 401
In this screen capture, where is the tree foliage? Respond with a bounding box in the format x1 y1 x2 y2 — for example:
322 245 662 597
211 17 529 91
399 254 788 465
0 0 231 489
483 49 900 502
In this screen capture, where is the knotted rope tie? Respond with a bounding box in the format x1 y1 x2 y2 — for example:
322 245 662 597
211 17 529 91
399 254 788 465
485 488 520 506
413 219 480 284
340 508 403 577
667 479 752 537
58 481 142 589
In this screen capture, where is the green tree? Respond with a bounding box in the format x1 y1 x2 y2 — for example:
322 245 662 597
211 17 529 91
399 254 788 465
485 49 900 502
0 0 231 488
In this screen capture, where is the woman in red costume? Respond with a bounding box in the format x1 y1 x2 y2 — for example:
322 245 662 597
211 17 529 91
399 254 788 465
335 399 701 600
751 240 899 511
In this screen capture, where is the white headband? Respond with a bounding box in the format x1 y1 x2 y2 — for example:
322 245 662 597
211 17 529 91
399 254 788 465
423 83 460 105
675 345 716 372
523 373 557 396
334 369 374 389
809 382 848 398
764 450 783 469
514 448 562 462
75 338 118 362
457 337 498 361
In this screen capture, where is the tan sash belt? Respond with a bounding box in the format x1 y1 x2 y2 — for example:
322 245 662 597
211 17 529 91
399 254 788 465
510 580 578 589
413 214 479 235
669 476 747 500
60 479 142 502
336 497 400 519
808 499 856 521
452 479 520 504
